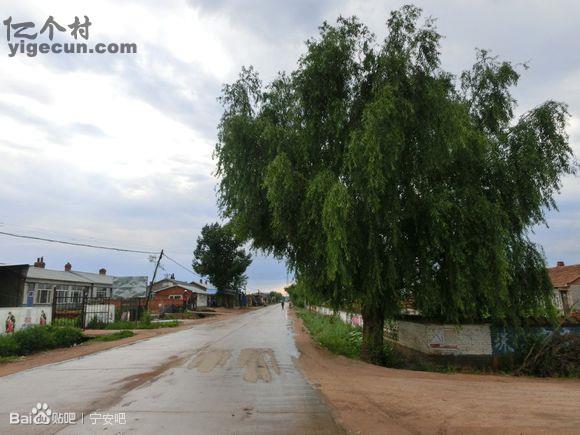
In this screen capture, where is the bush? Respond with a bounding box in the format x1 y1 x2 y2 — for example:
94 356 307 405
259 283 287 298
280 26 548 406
49 326 85 348
0 334 20 357
14 326 56 355
516 332 580 377
298 309 362 358
0 325 85 357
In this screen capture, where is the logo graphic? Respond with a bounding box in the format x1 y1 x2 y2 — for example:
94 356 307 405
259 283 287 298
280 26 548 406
31 403 52 425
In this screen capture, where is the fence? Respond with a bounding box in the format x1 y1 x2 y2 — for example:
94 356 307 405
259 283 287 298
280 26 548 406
52 295 115 328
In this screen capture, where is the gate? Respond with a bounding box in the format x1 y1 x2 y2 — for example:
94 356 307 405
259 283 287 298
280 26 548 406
117 297 147 322
52 294 112 328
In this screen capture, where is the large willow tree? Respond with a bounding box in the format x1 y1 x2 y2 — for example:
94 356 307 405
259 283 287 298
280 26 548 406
215 5 576 362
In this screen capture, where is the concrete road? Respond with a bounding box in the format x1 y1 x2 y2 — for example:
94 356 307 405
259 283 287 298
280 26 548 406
0 306 342 434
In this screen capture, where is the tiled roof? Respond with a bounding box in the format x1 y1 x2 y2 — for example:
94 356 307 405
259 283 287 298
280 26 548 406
548 264 580 288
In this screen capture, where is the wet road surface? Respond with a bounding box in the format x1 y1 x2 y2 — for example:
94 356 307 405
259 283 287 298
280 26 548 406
0 305 342 434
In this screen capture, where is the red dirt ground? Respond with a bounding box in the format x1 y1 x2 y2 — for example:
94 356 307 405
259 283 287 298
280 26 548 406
291 309 580 435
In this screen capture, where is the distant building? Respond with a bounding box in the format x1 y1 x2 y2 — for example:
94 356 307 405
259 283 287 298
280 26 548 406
0 257 113 308
150 278 209 312
548 261 580 315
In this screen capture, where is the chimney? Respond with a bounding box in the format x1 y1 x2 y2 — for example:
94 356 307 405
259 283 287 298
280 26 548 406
557 261 565 267
64 262 72 272
99 268 107 275
33 257 46 268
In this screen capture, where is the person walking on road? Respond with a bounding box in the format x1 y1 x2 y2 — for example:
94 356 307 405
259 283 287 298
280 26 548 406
281 300 285 310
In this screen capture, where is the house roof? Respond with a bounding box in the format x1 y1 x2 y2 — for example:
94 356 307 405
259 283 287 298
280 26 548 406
70 271 113 286
26 267 94 284
548 264 580 288
152 279 208 295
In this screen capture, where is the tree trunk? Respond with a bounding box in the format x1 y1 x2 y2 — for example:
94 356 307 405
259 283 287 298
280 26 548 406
361 302 385 364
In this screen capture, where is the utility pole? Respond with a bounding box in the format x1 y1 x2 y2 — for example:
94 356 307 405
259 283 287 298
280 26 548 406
145 249 164 307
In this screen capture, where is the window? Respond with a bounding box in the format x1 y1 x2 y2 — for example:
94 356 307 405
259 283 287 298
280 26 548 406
168 295 181 300
96 288 109 298
35 283 53 304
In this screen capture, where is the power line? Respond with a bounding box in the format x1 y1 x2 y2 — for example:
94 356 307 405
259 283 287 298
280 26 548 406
0 230 158 255
163 253 203 280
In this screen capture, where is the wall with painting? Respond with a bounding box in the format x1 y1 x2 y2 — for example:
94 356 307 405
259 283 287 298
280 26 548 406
0 306 52 334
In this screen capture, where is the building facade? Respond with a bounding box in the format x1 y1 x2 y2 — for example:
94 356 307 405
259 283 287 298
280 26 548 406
0 258 113 308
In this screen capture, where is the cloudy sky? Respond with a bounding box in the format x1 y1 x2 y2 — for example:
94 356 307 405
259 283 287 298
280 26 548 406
0 0 578 291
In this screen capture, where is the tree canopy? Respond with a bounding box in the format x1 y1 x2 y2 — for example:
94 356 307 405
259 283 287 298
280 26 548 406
215 5 576 362
193 222 252 293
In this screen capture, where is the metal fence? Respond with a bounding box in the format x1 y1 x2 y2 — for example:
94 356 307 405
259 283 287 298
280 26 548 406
52 294 112 329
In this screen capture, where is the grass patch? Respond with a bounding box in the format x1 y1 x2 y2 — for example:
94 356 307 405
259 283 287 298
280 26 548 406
297 308 363 359
103 320 180 330
89 330 135 342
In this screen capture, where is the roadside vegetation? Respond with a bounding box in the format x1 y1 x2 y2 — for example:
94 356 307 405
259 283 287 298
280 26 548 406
0 326 139 362
103 320 179 330
88 330 135 342
0 325 84 358
298 308 580 377
297 308 401 366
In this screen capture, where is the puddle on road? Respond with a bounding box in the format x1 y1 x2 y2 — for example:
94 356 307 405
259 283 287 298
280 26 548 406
190 349 231 373
237 348 280 383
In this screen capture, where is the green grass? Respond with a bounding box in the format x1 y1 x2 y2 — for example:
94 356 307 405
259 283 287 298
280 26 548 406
297 308 362 358
297 308 403 367
103 320 180 330
88 330 135 342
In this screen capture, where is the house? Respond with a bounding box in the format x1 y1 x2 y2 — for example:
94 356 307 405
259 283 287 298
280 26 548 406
548 261 580 315
0 257 113 308
149 277 209 313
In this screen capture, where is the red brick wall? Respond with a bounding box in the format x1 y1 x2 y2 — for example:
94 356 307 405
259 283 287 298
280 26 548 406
149 286 193 313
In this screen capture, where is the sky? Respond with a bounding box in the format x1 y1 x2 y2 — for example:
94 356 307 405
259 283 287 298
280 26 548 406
0 0 578 292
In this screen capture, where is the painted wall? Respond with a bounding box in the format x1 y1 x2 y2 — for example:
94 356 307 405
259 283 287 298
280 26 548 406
0 307 52 334
197 294 208 308
490 325 580 355
397 321 492 355
309 305 580 356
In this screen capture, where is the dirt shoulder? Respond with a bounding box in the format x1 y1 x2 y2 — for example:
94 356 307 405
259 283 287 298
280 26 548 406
0 307 255 378
290 308 580 435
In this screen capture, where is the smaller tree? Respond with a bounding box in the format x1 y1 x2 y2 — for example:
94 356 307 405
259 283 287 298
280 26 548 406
268 291 285 304
193 222 252 294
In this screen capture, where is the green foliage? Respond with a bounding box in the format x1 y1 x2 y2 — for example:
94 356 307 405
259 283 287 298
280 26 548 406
14 326 56 354
104 320 179 330
52 317 82 328
0 334 20 357
49 326 84 348
193 222 252 293
267 291 285 303
298 309 361 358
86 316 107 329
215 5 576 359
140 310 152 324
90 330 135 342
0 325 85 357
514 332 580 378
